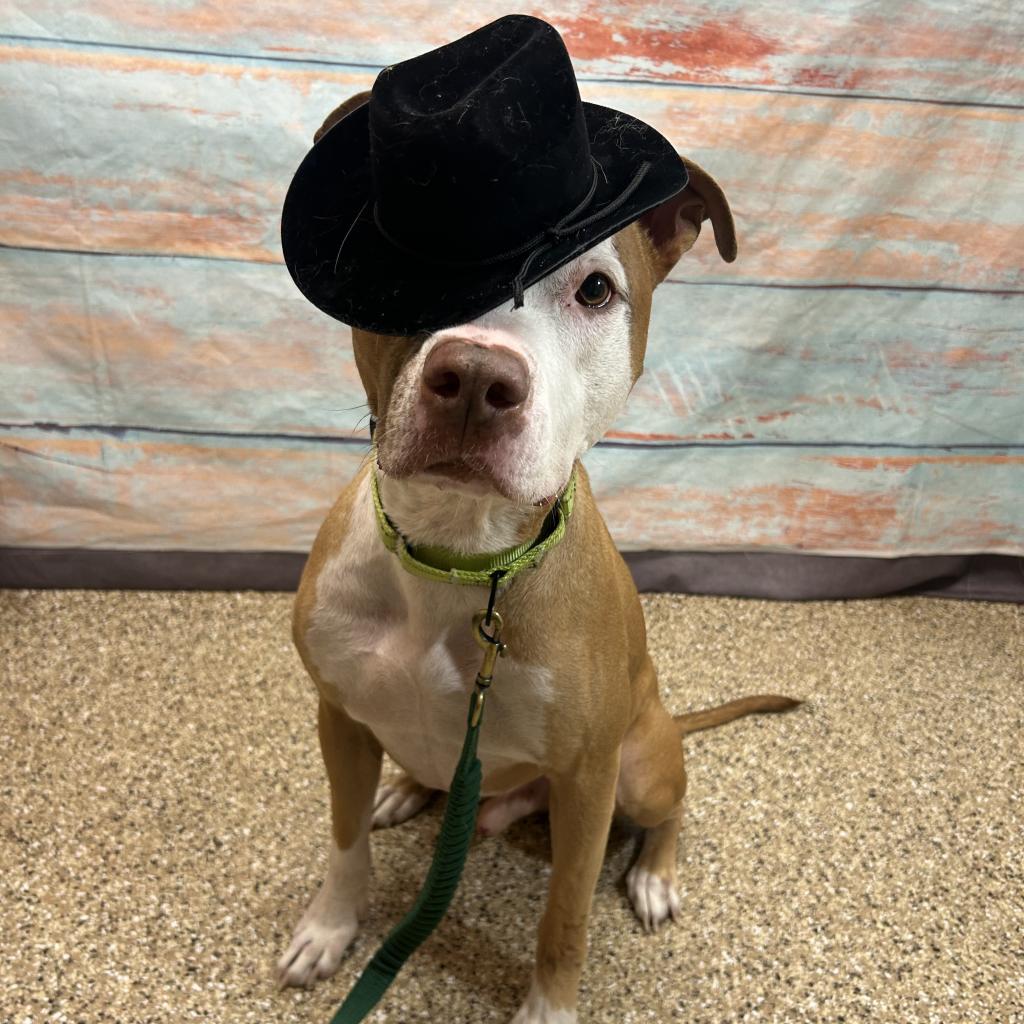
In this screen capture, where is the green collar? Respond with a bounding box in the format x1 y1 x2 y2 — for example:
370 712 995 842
371 464 577 586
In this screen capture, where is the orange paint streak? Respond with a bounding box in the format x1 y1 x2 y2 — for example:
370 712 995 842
6 434 347 469
614 481 905 550
943 346 1013 366
770 485 902 550
4 436 103 458
835 13 1022 68
4 435 365 548
8 301 333 383
0 201 280 264
790 65 868 93
605 429 685 442
708 207 1020 290
559 14 778 77
0 168 278 228
828 454 1024 472
48 2 486 56
820 213 1021 279
0 44 371 94
112 100 239 121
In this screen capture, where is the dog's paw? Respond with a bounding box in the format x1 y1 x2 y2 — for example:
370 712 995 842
509 980 577 1023
372 773 434 829
626 864 681 933
276 904 359 989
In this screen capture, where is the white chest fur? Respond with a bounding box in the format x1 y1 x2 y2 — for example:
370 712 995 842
301 475 554 793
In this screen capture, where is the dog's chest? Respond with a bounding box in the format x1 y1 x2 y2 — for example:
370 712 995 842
301 487 553 792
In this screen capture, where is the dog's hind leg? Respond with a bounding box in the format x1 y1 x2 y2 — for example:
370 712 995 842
625 806 684 932
372 770 436 827
616 657 687 933
477 776 550 836
372 770 436 829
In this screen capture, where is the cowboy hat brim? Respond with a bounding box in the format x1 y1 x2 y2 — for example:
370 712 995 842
281 100 689 337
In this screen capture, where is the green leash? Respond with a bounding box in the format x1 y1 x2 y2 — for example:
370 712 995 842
329 574 508 1024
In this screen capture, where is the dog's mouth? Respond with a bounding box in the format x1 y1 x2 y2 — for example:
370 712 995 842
422 459 482 483
377 427 562 506
419 456 512 498
419 459 561 508
382 451 543 504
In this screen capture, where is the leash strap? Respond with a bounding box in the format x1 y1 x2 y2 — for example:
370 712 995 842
328 573 506 1024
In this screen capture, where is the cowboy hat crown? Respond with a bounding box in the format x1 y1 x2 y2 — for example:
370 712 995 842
370 15 594 263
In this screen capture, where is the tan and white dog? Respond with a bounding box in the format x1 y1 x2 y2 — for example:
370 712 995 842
278 92 801 1023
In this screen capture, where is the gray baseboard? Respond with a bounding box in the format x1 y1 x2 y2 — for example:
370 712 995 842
1 547 1021 601
625 551 1023 602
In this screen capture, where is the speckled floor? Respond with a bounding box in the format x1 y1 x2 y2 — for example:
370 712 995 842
2 589 1022 1023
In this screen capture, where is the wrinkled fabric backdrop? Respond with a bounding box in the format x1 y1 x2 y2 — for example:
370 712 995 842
1 3 1022 575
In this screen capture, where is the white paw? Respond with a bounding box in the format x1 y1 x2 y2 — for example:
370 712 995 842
372 776 433 829
626 865 681 933
277 841 368 989
510 979 577 1023
277 905 359 989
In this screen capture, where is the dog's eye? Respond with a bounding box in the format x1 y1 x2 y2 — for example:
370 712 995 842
575 272 614 309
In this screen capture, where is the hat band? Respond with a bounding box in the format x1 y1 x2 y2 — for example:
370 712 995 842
367 156 655 312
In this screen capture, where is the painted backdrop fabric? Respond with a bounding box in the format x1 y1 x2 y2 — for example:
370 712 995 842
1 2 1022 557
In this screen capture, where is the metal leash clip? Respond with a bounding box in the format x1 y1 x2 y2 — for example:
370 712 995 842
469 609 507 726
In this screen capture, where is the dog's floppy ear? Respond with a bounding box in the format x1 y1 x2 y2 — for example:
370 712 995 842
638 156 737 282
313 90 371 144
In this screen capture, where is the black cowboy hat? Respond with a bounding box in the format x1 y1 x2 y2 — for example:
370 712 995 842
281 14 693 337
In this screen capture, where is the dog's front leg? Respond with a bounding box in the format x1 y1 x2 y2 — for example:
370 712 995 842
512 751 620 1023
277 695 382 988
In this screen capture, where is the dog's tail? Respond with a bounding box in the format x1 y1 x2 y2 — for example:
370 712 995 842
674 695 803 736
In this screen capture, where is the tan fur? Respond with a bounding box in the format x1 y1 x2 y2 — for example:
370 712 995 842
681 156 738 263
313 91 370 144
292 463 385 851
351 327 421 423
614 223 657 384
676 695 803 735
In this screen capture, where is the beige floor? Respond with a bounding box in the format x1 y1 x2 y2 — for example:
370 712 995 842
1 589 1022 1023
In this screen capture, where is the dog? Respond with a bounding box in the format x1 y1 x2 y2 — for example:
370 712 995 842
275 78 801 1022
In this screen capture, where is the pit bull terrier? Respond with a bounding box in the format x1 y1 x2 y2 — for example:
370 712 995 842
275 84 801 1024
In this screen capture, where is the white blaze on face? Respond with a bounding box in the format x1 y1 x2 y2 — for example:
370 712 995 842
384 237 635 504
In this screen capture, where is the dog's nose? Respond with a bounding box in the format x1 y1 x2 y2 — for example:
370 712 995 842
420 339 530 427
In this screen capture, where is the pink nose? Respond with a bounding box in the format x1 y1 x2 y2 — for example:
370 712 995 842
420 339 530 430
